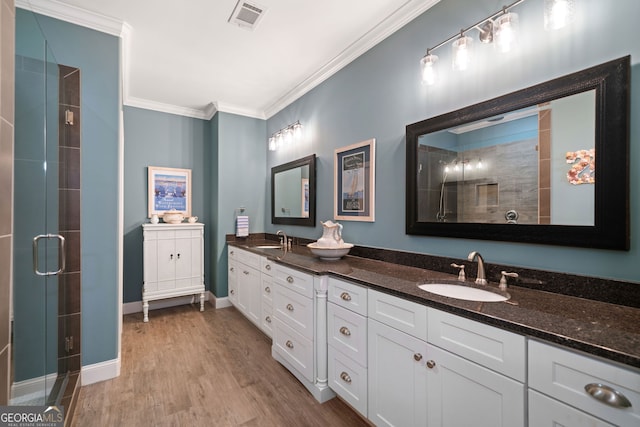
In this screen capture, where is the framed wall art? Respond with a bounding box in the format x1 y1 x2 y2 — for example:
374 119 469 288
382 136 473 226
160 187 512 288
148 166 192 218
334 138 375 222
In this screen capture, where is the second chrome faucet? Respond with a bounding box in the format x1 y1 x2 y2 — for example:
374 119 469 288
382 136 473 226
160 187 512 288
467 251 487 285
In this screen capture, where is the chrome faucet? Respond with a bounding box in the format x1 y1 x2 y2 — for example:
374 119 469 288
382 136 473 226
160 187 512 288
276 230 287 252
467 251 487 285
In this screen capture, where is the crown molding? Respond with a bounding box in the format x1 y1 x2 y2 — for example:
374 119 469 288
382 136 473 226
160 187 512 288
214 102 265 120
15 0 125 37
124 96 217 120
263 0 440 118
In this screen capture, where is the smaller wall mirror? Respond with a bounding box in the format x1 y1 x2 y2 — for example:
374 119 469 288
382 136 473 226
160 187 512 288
272 154 316 226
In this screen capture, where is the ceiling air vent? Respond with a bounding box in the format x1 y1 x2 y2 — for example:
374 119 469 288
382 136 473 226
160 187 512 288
228 1 267 30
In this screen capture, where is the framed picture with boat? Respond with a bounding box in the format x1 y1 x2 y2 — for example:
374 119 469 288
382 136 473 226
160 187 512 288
334 138 375 222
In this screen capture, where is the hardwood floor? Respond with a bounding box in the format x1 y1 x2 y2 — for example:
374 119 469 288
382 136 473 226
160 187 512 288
72 303 370 426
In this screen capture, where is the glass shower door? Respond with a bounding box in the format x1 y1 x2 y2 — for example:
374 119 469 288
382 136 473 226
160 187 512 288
12 10 63 406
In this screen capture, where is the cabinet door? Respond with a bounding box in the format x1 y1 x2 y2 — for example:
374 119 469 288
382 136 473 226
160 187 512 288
426 344 525 427
237 264 261 325
368 318 428 427
174 237 193 280
156 238 176 285
529 390 614 427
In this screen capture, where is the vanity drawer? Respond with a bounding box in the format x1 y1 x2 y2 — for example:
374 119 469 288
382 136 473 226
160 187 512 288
261 257 274 276
261 275 273 305
228 259 238 305
261 301 273 338
328 347 368 417
273 283 314 339
273 317 313 382
368 289 427 341
328 302 367 366
427 308 525 382
529 390 614 427
328 277 368 316
528 340 640 426
273 264 314 298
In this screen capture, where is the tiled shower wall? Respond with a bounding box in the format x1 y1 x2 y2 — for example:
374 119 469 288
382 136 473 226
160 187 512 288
0 0 15 406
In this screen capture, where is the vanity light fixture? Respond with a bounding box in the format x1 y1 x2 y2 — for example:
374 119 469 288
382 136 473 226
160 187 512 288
419 0 575 85
268 120 304 151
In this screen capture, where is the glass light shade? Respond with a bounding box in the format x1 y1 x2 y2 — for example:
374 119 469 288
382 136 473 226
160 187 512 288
276 132 284 149
284 128 293 145
268 136 276 151
293 122 303 139
494 12 519 53
452 34 473 71
544 0 574 30
420 53 438 85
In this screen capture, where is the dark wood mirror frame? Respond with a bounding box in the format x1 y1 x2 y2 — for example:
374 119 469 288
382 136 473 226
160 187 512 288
406 56 630 250
271 154 317 226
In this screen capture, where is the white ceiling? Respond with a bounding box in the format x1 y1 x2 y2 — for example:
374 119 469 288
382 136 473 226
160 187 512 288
19 0 439 119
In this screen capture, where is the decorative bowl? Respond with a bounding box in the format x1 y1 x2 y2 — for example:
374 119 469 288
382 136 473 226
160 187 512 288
163 210 185 224
307 242 354 260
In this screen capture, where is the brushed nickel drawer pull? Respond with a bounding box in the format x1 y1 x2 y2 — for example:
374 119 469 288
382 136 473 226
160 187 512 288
426 360 436 369
265 316 271 323
286 303 294 311
339 326 351 336
265 264 271 270
340 292 352 301
243 270 249 275
286 340 294 349
286 276 294 283
414 353 423 362
584 383 632 408
265 286 271 293
340 372 352 384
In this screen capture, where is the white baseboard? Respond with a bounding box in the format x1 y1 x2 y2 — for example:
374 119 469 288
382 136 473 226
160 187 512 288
81 358 120 386
123 291 231 314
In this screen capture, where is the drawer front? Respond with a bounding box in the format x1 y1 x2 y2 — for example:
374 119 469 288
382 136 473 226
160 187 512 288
236 248 262 269
273 264 314 298
273 284 314 339
328 303 367 366
328 277 368 316
529 390 614 427
368 289 427 341
261 301 273 338
261 257 274 276
328 347 367 417
273 317 313 382
261 275 274 305
228 259 238 305
427 308 525 382
529 340 640 426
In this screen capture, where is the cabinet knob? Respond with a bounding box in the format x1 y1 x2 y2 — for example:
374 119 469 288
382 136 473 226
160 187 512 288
340 372 352 384
265 286 271 293
177 253 181 259
170 254 173 260
265 316 271 323
230 250 234 255
413 353 423 362
339 326 351 336
285 340 294 349
286 276 294 283
584 383 632 408
230 289 235 295
340 292 352 301
265 264 271 271
230 267 234 272
286 303 294 311
426 360 436 369
243 270 250 275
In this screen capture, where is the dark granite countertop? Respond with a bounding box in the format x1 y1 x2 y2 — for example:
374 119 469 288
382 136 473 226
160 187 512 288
228 241 640 370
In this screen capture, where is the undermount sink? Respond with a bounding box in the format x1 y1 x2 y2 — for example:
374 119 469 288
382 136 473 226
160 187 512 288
418 283 509 302
254 245 283 249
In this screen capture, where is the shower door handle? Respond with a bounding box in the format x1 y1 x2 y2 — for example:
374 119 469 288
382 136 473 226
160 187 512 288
33 234 66 276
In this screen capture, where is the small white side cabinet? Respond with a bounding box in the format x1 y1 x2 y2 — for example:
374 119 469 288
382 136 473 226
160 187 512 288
142 223 205 322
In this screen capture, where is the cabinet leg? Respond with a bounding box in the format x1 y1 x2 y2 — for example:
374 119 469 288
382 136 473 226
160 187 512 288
199 292 205 312
143 300 149 322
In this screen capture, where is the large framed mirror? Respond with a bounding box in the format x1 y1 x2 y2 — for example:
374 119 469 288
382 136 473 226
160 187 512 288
406 56 630 250
271 154 316 226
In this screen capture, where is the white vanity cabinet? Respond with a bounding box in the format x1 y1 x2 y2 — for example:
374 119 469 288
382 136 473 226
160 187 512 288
368 289 429 427
425 308 525 427
528 340 640 427
271 263 334 403
227 247 262 329
327 278 368 416
142 223 205 322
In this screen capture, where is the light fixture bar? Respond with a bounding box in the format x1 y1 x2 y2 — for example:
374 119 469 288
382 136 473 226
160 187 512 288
423 0 525 56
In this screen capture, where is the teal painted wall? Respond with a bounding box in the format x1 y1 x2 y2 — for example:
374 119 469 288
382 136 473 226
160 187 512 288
122 106 210 303
265 0 640 283
16 10 121 366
